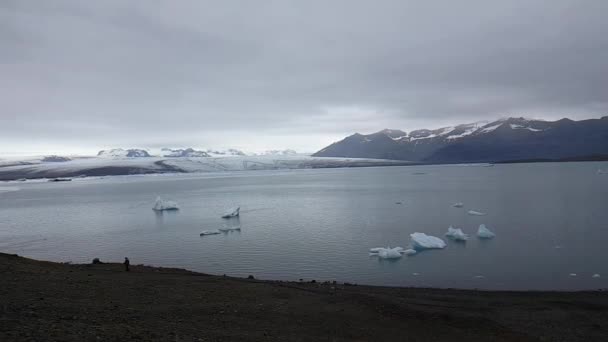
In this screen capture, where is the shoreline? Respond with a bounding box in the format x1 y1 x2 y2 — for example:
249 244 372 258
2 252 607 341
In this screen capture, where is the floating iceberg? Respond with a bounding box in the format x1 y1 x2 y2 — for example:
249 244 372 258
221 207 240 218
477 224 496 239
403 249 417 256
410 233 446 250
467 210 486 216
592 274 601 278
200 230 221 236
452 202 464 208
153 196 179 211
219 225 241 232
569 273 577 277
445 226 468 241
369 246 407 259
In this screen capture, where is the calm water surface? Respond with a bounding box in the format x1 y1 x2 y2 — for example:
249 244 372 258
1 162 607 290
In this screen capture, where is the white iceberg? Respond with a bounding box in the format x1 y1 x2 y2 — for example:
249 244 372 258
452 202 464 208
477 224 495 239
378 248 403 259
200 230 221 236
467 210 486 216
153 196 179 211
221 207 240 218
445 226 468 241
592 274 601 278
369 246 408 259
410 233 446 250
403 249 417 256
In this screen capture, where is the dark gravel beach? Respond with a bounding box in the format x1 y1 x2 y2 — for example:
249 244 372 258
1 252 607 341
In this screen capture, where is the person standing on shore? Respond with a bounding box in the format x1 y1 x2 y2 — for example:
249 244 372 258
124 257 130 272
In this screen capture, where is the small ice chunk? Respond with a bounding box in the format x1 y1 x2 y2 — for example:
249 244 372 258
378 248 402 259
219 225 241 232
554 245 562 249
153 196 179 211
200 230 221 236
477 224 496 239
445 226 469 241
592 274 601 278
569 273 577 277
369 246 405 259
221 207 240 218
412 272 420 276
473 275 485 279
403 249 417 256
410 233 446 250
452 202 464 208
468 210 486 216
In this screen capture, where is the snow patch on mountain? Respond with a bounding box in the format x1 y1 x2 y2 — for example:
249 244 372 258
97 149 151 158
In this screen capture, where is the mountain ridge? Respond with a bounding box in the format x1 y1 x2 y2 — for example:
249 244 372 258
313 117 608 163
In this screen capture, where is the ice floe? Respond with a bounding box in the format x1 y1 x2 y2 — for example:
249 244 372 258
569 273 577 277
153 196 179 211
369 246 409 259
221 207 240 218
410 233 446 250
445 226 468 241
219 225 241 232
592 274 601 278
200 230 221 236
467 210 486 216
477 224 496 239
452 202 464 208
403 249 417 256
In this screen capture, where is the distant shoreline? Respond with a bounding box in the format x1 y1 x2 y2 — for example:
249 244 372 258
2 252 608 341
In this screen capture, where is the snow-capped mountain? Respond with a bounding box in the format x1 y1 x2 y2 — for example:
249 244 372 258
97 149 151 158
313 117 608 163
161 148 210 158
204 149 247 157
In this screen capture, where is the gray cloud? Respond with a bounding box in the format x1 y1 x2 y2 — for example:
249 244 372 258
1 0 607 154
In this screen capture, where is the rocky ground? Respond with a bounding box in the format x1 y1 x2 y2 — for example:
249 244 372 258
1 252 607 341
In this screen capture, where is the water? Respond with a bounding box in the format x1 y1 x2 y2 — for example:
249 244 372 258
1 162 607 290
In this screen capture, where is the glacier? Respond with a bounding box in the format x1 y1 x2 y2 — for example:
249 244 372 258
153 196 179 211
477 224 496 239
410 233 446 250
445 226 468 241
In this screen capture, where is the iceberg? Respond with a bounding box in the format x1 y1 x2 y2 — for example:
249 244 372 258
153 196 179 211
452 202 464 208
369 246 408 259
219 225 241 232
200 230 221 236
592 274 601 278
221 207 240 218
569 273 577 277
467 210 486 216
410 233 446 250
403 249 417 256
477 224 496 239
445 226 468 241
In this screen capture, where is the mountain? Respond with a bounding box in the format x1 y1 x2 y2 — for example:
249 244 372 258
161 148 210 157
97 149 151 158
204 149 247 157
41 155 71 162
313 117 608 163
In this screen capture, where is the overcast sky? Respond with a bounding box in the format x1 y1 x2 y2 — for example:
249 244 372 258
1 0 607 155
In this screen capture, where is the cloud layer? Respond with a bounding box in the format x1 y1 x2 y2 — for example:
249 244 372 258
1 0 607 154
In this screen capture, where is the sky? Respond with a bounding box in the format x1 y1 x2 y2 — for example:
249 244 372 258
1 0 607 156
